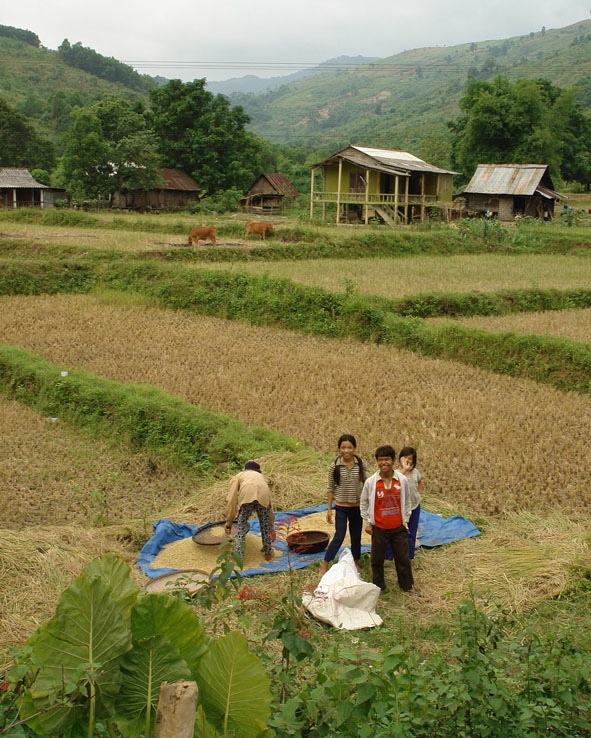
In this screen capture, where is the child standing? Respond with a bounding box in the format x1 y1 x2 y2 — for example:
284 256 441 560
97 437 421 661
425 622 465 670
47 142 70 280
360 445 416 593
398 446 423 560
318 434 366 578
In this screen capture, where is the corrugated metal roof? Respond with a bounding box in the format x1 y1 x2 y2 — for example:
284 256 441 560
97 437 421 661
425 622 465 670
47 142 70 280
463 164 549 196
159 168 200 192
312 145 457 175
0 168 48 189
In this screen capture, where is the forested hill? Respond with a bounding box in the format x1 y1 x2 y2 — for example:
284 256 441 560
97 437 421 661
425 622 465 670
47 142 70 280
228 18 591 152
0 33 152 147
1 17 591 158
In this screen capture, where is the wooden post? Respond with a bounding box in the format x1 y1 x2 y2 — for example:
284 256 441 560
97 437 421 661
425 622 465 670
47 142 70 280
394 175 399 225
154 681 198 738
404 177 409 224
310 168 315 219
421 174 426 222
336 158 343 224
364 168 370 224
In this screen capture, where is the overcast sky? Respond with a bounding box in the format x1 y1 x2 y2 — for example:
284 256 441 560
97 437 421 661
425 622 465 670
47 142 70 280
3 1 590 82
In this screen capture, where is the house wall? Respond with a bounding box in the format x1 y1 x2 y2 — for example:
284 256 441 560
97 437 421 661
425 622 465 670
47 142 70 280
438 174 454 202
324 164 380 195
0 188 43 207
498 197 514 222
112 190 199 211
323 165 453 201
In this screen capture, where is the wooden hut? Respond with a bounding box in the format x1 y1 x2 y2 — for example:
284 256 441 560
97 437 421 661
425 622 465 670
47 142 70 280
239 173 298 215
111 168 201 211
310 145 457 225
0 168 49 208
460 164 565 222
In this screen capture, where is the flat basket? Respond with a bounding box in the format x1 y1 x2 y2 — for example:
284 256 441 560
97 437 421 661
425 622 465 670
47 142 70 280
286 530 330 554
192 520 237 546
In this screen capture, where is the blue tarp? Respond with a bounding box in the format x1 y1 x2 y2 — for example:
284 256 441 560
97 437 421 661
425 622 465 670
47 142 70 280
138 505 480 579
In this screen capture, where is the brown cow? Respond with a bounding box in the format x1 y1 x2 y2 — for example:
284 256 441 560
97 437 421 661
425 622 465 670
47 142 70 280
188 226 217 246
244 221 274 240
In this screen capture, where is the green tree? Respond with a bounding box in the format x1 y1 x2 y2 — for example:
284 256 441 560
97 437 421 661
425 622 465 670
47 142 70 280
0 96 55 170
448 76 588 184
58 97 162 202
149 78 263 194
58 107 112 201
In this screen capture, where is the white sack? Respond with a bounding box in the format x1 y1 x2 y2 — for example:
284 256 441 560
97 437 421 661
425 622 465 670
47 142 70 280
302 548 383 630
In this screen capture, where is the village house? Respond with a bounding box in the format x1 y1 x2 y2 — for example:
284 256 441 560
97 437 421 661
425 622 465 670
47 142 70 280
0 168 50 208
111 168 201 211
460 164 565 222
309 145 457 225
239 173 298 215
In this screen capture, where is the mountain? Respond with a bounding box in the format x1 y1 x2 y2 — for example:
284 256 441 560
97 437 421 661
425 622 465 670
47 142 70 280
0 35 151 151
2 20 591 161
224 19 591 154
205 56 382 96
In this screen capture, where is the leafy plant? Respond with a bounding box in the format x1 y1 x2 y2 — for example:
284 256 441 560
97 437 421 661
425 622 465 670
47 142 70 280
9 553 272 738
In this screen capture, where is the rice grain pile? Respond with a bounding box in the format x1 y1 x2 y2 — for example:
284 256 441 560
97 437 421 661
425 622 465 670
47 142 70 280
150 528 279 572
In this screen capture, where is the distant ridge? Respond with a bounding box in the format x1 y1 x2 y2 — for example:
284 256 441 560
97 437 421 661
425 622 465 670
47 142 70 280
206 55 382 95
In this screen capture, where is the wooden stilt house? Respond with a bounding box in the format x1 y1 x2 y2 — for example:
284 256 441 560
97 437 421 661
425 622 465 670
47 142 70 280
310 145 457 225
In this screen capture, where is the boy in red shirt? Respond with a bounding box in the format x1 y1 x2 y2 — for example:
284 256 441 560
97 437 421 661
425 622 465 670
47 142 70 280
360 445 417 594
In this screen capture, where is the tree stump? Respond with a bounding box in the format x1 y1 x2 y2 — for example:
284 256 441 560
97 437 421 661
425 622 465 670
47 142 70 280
154 680 198 738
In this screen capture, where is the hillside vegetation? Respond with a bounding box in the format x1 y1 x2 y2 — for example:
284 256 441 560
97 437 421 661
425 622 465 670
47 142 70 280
2 18 591 159
230 18 591 150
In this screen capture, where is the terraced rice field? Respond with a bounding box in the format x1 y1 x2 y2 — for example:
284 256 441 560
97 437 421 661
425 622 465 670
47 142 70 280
2 292 590 520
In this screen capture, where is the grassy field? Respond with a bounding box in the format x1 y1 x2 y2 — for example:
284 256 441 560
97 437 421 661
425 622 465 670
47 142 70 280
2 213 591 689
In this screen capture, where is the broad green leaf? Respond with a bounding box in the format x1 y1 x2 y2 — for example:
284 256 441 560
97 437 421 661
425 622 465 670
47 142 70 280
131 593 210 674
196 631 271 738
18 557 134 737
84 553 139 615
115 634 191 737
194 704 223 738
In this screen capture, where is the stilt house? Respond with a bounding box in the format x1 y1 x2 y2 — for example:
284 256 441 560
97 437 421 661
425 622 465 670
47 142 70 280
310 145 457 225
240 173 298 215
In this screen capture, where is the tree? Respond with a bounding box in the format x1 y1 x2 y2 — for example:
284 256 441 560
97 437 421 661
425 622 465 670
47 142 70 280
58 108 112 201
0 97 55 170
149 79 263 194
448 75 590 185
58 97 162 202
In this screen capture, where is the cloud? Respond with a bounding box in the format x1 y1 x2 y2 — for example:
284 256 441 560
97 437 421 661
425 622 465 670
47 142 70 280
2 0 589 81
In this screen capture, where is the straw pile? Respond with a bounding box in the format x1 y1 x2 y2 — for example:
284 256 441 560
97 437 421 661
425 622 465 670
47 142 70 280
411 509 591 615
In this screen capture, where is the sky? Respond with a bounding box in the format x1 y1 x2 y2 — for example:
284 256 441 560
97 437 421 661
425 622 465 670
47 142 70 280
2 1 591 82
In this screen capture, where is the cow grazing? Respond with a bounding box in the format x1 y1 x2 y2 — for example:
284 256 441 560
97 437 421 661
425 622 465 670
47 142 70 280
188 226 217 246
244 221 274 240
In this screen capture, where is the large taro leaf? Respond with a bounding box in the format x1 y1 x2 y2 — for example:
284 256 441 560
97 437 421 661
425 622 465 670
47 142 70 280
115 634 192 738
194 704 223 738
83 553 138 616
19 555 136 737
130 593 210 674
196 631 271 738
114 594 208 736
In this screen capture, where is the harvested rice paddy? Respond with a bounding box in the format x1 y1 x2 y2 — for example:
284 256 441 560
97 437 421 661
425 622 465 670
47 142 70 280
2 292 591 518
187 253 591 297
429 307 591 344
